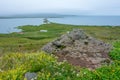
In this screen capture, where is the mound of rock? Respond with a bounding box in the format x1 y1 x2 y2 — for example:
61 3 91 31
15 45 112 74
42 29 112 69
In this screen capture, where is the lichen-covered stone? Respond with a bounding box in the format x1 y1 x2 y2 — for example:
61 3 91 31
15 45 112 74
42 29 112 69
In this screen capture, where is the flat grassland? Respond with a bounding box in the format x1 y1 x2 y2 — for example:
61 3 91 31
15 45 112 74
0 23 120 55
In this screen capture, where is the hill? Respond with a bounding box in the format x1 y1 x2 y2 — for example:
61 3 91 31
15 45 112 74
0 13 77 19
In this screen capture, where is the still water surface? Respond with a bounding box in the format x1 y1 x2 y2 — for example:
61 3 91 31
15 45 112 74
0 16 120 33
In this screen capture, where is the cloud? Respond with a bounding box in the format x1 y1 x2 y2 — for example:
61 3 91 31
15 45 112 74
0 0 120 15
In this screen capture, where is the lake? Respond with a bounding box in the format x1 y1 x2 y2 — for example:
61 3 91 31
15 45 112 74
0 16 120 33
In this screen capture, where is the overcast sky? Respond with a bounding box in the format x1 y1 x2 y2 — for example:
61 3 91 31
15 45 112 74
0 0 120 16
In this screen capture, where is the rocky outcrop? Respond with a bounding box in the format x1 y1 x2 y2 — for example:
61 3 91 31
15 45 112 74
42 29 112 69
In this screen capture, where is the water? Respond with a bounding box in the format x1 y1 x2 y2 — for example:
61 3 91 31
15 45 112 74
0 16 120 33
0 18 44 33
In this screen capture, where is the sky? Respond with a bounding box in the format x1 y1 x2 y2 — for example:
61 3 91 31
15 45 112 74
0 0 120 16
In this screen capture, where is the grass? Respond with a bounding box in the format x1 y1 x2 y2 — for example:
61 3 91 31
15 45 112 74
109 41 120 60
0 22 120 79
0 44 120 80
0 23 120 55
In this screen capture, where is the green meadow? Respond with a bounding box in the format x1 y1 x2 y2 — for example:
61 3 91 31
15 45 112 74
0 23 120 80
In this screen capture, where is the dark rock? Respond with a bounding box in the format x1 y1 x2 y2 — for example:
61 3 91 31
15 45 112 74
42 29 112 69
25 72 37 80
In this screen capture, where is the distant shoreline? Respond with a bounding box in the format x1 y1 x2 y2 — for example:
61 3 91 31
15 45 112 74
0 16 77 19
0 14 77 19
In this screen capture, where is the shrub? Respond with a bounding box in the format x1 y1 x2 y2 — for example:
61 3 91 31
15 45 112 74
109 41 120 60
0 52 79 80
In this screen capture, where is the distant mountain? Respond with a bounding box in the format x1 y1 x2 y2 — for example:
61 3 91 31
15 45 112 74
0 13 77 19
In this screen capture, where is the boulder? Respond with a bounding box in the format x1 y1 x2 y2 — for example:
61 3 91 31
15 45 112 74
42 29 112 69
25 72 37 80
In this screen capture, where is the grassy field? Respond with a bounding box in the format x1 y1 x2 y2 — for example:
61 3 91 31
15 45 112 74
0 23 120 80
0 23 120 55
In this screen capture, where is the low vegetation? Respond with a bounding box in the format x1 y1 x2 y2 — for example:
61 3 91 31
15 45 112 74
0 23 120 79
110 41 120 60
0 23 120 55
0 42 120 80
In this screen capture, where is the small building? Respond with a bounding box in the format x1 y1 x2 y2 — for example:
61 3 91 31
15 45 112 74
40 30 48 32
